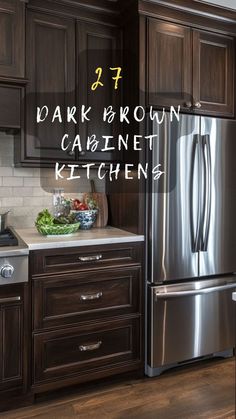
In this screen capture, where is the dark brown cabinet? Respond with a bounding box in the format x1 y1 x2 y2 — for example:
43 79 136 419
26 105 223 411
148 20 192 109
0 284 28 400
147 18 235 117
192 30 234 116
33 267 141 330
33 318 140 387
17 12 122 167
31 242 142 275
0 0 25 78
77 21 122 163
0 303 22 387
23 11 76 165
30 242 143 393
0 84 24 129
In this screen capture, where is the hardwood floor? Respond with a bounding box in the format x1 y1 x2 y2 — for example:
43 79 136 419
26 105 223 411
1 358 235 419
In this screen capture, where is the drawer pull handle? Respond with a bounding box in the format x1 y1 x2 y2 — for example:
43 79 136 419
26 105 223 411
79 340 102 352
78 254 102 262
0 296 21 304
80 292 103 301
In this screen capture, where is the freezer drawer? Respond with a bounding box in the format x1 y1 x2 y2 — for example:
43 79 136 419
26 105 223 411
147 277 236 376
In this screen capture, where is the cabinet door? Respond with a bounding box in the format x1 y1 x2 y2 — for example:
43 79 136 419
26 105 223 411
0 298 23 390
25 11 75 164
77 21 122 162
0 0 25 78
0 85 22 129
193 30 234 117
147 19 192 109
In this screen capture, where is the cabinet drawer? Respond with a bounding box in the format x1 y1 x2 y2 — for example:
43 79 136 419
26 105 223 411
31 243 142 275
33 318 141 384
33 267 141 330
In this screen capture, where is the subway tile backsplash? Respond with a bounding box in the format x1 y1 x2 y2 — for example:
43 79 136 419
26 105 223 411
0 133 105 228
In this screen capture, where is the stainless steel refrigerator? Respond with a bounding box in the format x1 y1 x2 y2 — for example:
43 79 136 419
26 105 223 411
146 113 236 377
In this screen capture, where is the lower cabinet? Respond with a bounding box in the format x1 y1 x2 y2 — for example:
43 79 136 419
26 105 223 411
0 284 29 408
31 242 144 393
33 267 141 329
33 317 140 388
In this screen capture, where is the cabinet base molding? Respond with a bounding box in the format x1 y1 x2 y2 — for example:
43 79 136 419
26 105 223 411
0 393 34 413
31 362 143 394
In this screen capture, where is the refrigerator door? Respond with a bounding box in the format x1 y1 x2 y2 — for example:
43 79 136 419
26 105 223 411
200 117 236 277
147 277 236 376
148 113 200 283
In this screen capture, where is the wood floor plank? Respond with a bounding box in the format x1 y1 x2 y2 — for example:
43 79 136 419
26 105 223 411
0 358 235 419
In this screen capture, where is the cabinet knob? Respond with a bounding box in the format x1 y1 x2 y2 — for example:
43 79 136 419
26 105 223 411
67 150 75 156
184 101 192 109
194 101 202 109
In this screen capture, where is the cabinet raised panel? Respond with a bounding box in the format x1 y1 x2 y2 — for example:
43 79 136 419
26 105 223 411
0 85 23 129
0 305 22 383
0 285 27 394
148 19 192 109
33 267 141 330
193 30 234 116
25 11 76 164
33 318 140 385
77 21 122 162
0 0 25 78
31 242 142 275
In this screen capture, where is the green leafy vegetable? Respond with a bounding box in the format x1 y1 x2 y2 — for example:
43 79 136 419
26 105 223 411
53 213 76 225
85 197 98 210
35 209 77 226
35 209 54 226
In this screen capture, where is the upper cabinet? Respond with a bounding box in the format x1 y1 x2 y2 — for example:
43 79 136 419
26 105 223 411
148 20 192 110
0 0 25 78
23 11 76 165
192 30 234 116
147 18 235 117
15 9 122 166
76 21 122 163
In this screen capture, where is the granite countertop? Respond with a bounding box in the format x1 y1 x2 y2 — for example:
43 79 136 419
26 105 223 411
15 226 145 250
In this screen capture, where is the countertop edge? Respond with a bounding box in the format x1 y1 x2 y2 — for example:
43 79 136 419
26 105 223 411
14 227 145 251
27 235 145 250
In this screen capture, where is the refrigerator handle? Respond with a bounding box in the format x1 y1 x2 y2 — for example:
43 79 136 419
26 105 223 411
201 134 212 251
155 282 236 299
190 135 201 252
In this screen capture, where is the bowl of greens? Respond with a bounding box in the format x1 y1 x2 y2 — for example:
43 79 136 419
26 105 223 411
35 209 80 236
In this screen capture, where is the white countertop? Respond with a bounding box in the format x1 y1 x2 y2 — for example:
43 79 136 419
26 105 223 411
15 226 145 250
